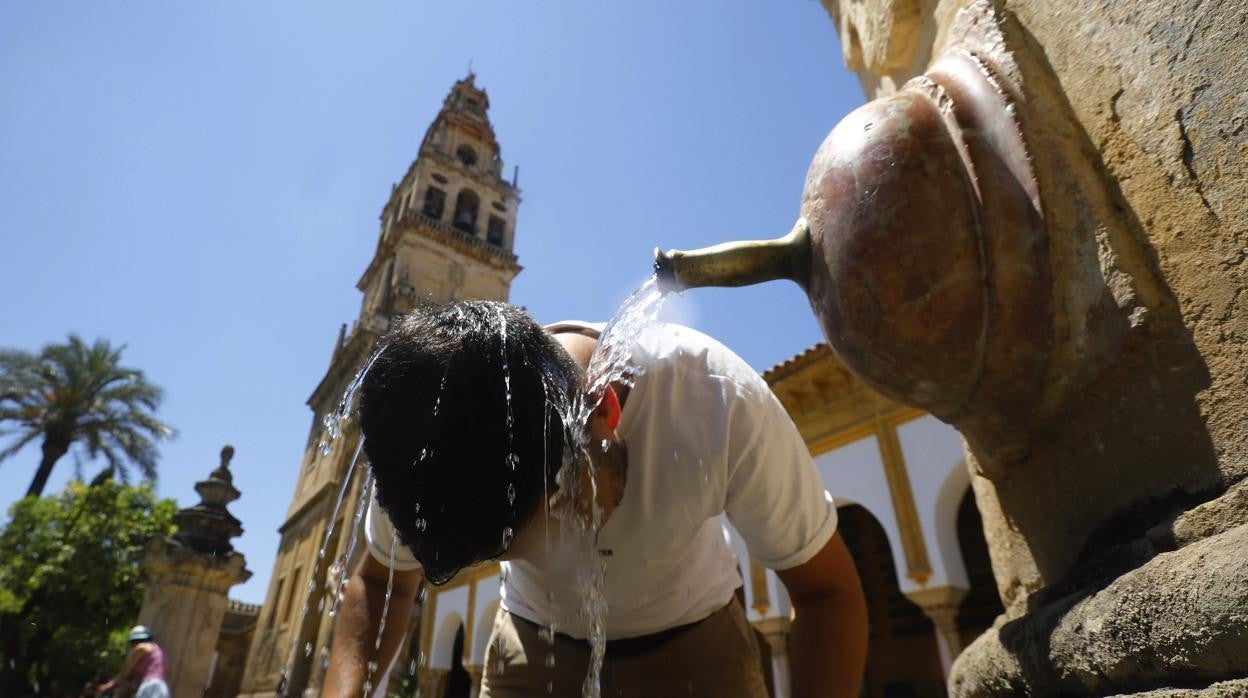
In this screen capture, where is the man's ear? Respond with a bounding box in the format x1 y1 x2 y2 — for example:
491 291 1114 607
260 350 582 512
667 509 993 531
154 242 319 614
595 385 622 432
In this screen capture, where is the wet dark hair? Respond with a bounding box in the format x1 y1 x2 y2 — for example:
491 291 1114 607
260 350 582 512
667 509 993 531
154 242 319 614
359 301 582 584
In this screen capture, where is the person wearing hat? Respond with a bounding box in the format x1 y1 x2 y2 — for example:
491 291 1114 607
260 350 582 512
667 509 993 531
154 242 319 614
96 626 168 698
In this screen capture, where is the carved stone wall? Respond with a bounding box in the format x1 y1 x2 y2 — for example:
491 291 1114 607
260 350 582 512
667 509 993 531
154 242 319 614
817 0 1247 694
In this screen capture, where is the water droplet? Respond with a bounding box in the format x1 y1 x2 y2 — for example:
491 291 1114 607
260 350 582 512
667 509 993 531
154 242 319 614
496 658 505 674
502 526 514 549
409 659 417 675
547 681 554 694
419 446 427 461
507 483 516 505
418 585 428 602
415 517 427 532
367 661 378 674
318 597 325 612
545 653 556 668
600 438 610 453
319 441 331 456
413 502 421 515
304 642 312 657
506 453 520 470
673 450 679 461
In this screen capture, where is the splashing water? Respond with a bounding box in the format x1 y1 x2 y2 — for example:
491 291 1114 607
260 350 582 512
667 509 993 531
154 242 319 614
329 473 374 619
575 277 668 429
547 276 668 698
277 434 367 696
276 342 392 696
375 527 400 649
363 661 378 698
578 551 610 698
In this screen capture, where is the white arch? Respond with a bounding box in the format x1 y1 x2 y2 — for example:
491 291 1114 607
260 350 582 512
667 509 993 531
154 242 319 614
814 436 914 592
896 416 972 589
932 458 971 589
430 612 464 671
470 598 501 666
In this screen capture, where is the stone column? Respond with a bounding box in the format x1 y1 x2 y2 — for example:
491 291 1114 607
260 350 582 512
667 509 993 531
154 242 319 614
139 446 251 698
418 668 447 697
464 664 483 698
752 617 792 698
904 586 968 679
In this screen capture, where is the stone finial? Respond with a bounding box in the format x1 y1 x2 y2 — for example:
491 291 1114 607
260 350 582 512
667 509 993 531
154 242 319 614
211 444 236 483
172 444 245 556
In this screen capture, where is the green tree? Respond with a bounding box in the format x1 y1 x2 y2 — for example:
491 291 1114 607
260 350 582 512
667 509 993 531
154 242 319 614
0 478 177 695
0 335 175 498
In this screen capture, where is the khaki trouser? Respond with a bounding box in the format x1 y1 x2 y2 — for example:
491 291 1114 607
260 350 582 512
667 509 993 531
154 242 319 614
481 597 769 698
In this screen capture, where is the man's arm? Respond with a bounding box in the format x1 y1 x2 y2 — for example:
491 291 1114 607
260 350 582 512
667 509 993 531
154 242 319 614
775 532 868 698
323 554 422 697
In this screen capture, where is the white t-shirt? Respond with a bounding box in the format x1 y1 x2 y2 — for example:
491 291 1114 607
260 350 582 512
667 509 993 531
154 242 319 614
366 322 837 639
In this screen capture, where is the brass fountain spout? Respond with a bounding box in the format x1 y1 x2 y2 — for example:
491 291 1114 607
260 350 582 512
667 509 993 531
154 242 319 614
654 219 812 294
650 44 1056 454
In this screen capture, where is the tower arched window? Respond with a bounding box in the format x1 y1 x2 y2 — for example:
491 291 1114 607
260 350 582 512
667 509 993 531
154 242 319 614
456 145 478 168
423 186 446 220
487 215 506 247
452 189 480 234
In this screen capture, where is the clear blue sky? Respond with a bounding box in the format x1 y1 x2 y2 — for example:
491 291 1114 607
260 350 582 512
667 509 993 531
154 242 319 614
0 1 865 603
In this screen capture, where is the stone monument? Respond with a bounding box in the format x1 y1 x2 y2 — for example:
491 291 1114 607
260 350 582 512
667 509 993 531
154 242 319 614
139 445 251 698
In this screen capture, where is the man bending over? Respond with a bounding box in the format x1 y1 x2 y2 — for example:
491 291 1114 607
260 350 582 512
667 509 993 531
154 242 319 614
325 301 867 697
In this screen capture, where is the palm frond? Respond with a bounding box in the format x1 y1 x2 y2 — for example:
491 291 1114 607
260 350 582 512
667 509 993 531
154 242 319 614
0 429 41 462
0 335 174 490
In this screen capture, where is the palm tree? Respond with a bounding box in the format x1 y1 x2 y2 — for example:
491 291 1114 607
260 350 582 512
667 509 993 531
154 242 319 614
0 335 175 498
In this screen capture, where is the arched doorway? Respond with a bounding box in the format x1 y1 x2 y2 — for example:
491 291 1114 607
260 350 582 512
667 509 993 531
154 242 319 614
837 504 944 697
443 623 471 698
955 490 1005 647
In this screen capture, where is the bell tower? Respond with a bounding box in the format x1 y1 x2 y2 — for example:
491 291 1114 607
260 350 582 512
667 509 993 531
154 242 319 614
358 72 522 323
238 75 522 698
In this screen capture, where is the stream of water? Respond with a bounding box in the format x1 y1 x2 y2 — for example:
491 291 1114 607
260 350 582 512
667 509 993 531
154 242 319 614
562 276 668 698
